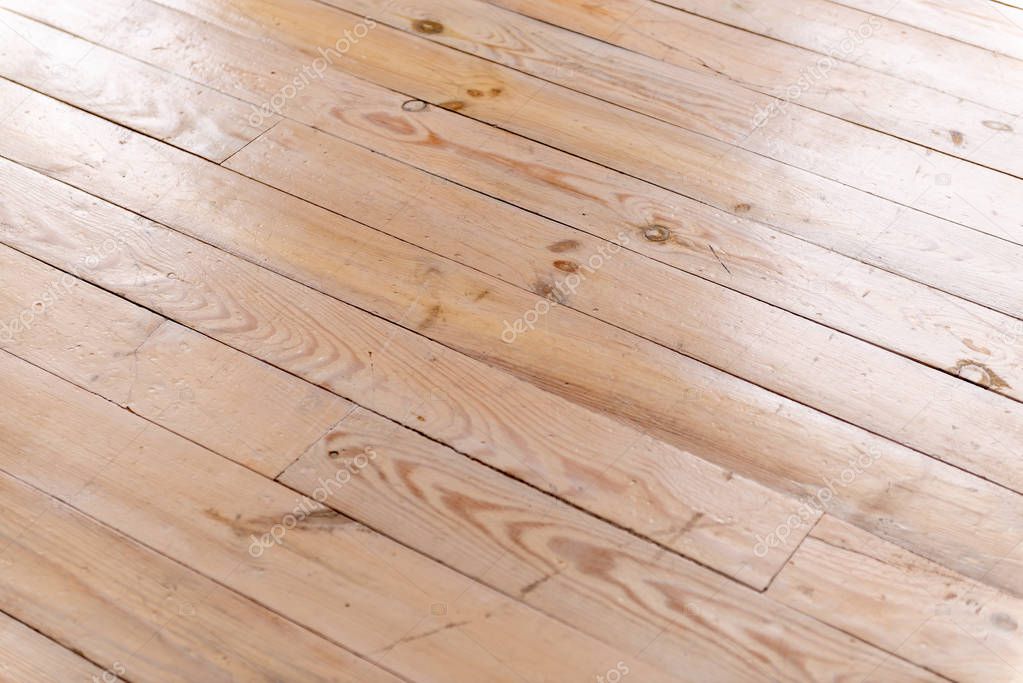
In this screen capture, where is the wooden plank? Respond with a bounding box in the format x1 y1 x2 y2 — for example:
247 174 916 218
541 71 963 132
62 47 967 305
137 0 1023 319
302 0 1023 243
828 0 1023 61
656 0 1023 116
5 81 1022 508
0 246 938 682
10 1 1023 395
279 405 943 682
228 120 1023 496
0 349 692 683
1 99 1022 600
0 612 115 682
482 0 1022 178
0 8 273 161
768 515 1023 682
0 460 401 682
0 149 802 589
0 246 351 477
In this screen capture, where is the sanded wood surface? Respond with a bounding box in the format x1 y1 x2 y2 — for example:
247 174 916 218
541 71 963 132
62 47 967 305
0 0 1020 680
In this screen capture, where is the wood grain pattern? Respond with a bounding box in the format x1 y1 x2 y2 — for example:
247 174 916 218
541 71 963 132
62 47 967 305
829 0 1023 60
280 407 942 682
11 0 1023 410
0 448 401 682
0 612 113 682
1 97 1022 601
0 8 273 161
227 118 1023 499
0 349 686 683
484 0 1023 177
0 147 802 587
142 0 1023 322
0 246 351 477
656 0 1023 115
768 515 1023 681
1 0 1020 677
309 0 1023 243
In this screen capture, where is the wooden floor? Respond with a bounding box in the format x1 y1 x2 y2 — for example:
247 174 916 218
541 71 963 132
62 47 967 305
0 0 1021 680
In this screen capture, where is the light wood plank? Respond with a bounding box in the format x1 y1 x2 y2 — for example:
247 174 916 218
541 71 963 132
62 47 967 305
12 0 1023 406
142 0 1023 319
0 459 401 682
0 8 273 161
228 119 1023 496
829 0 1023 61
280 406 943 682
1 95 1022 599
0 246 350 477
304 0 1023 243
657 0 1023 116
0 349 691 683
768 515 1023 682
483 0 1022 177
0 612 115 682
0 147 801 588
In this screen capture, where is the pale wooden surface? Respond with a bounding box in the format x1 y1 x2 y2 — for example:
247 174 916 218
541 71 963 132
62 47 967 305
0 0 1020 680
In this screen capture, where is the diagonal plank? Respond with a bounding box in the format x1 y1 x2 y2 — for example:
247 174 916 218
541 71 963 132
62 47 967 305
768 515 1023 682
4 78 1023 503
306 0 1023 243
143 0 1023 318
0 612 118 683
828 0 1023 61
281 404 943 681
0 247 351 478
228 120 1023 493
9 0 1023 406
0 349 710 683
484 0 1022 178
0 153 801 588
0 7 273 161
1 89 1023 599
0 463 402 682
656 0 1023 116
0 243 935 682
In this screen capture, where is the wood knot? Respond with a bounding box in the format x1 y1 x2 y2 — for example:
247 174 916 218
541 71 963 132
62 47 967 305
734 203 752 213
642 225 671 242
438 100 465 111
413 19 443 34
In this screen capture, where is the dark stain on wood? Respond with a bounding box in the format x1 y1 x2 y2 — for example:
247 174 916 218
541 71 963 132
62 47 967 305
952 359 1011 390
412 19 444 34
420 304 443 329
983 120 1014 132
548 239 581 252
553 259 579 273
734 202 752 213
949 130 965 147
439 100 465 111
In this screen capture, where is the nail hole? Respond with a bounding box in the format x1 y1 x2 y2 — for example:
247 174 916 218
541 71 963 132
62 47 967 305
401 99 428 112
